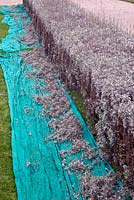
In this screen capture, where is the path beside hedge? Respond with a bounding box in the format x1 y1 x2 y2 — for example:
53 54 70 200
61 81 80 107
0 0 22 6
71 0 134 34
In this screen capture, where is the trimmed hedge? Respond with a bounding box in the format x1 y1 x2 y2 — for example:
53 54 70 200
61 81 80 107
23 0 134 196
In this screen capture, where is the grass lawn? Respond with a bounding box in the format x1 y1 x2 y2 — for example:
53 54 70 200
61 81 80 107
0 68 17 200
120 0 134 3
0 14 9 39
0 12 17 200
70 91 98 134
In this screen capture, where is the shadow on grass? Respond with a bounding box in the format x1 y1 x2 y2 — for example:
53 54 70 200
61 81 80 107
70 90 98 136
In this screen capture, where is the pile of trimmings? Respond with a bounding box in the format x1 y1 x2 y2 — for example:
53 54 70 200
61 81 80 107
22 22 38 46
3 5 38 48
80 171 126 200
48 110 82 141
60 138 95 159
42 89 70 117
21 47 127 199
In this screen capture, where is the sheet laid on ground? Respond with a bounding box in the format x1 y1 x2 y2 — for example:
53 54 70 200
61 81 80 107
0 4 125 200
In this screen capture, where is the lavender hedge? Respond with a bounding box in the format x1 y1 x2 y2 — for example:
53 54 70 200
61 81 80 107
23 0 134 196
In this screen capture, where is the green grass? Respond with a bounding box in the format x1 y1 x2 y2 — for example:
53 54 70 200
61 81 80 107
0 14 9 39
0 68 17 200
0 13 17 200
70 91 98 134
120 0 134 3
0 51 6 55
